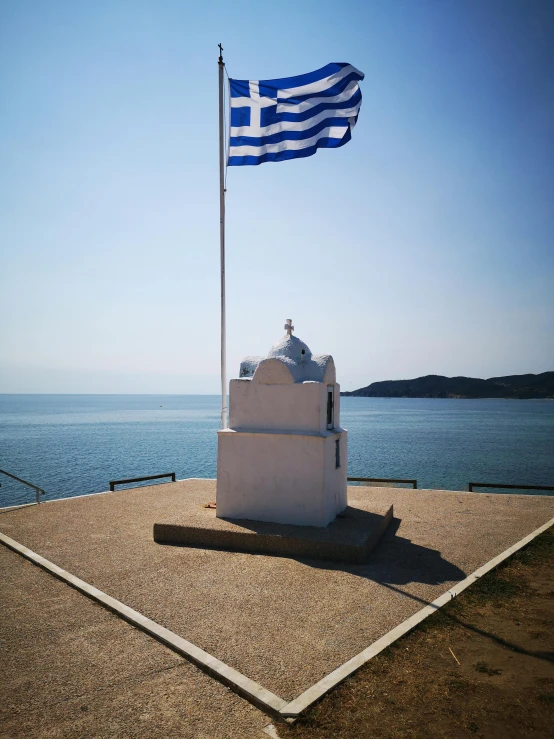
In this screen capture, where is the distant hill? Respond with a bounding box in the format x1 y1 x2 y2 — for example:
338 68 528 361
341 372 554 399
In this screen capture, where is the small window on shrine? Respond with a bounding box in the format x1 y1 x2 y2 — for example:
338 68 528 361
335 439 341 468
326 385 334 429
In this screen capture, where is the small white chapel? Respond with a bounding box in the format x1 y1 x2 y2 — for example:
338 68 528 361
216 320 347 527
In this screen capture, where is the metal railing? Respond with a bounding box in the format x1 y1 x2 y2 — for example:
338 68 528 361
469 482 554 493
0 469 46 504
348 476 417 489
109 472 176 491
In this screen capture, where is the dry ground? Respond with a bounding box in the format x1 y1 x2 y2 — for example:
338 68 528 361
279 528 554 739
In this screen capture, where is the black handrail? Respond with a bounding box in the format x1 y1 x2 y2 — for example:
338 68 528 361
0 469 46 504
109 472 176 491
348 476 417 489
469 482 554 493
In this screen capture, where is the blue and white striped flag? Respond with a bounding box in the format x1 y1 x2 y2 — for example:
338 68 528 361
228 63 364 167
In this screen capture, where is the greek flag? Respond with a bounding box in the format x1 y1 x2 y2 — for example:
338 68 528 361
228 63 364 167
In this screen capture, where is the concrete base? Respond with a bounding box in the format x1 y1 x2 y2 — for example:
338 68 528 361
3 479 554 720
153 501 393 564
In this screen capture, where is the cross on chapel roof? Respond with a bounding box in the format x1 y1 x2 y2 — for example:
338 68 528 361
284 318 294 336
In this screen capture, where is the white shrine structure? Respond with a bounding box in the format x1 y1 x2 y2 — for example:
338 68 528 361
216 320 348 527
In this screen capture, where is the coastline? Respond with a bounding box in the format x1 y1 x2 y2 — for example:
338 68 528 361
341 394 554 399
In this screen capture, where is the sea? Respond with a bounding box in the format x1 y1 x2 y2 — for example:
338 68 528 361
1 394 553 508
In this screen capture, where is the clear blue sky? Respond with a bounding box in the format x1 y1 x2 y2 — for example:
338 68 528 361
1 0 553 393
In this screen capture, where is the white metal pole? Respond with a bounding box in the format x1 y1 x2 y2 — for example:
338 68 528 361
218 44 227 429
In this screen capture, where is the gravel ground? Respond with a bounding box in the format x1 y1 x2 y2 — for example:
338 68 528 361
1 480 553 704
0 545 269 739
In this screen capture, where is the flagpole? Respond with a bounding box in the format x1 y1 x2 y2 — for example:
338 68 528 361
218 43 227 429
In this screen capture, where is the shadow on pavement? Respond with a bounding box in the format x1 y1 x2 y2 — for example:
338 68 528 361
301 518 467 586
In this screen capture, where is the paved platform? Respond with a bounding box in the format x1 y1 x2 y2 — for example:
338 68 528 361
0 545 269 739
154 498 394 563
1 479 553 712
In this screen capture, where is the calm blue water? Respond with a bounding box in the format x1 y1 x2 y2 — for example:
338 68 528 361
1 395 553 507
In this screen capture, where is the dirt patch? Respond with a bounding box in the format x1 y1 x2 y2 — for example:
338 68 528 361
280 528 554 739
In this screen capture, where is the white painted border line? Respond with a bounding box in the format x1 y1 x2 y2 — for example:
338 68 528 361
280 515 554 718
0 478 217 511
0 531 287 716
0 502 38 512
2 482 552 513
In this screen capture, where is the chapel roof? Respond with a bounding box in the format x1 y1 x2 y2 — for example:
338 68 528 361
238 320 335 385
267 333 312 363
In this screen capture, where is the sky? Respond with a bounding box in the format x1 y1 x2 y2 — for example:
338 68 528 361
1 0 553 394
